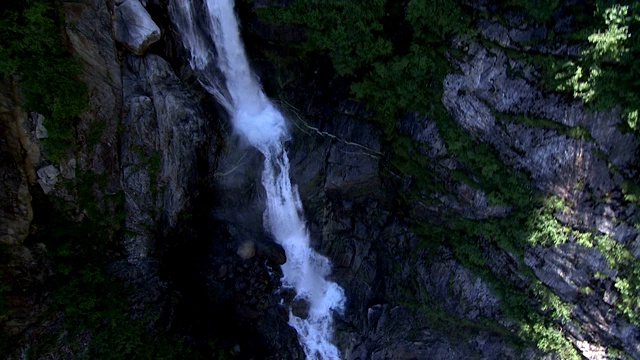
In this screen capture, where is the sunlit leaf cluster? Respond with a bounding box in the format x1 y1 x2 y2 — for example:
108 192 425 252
555 1 640 132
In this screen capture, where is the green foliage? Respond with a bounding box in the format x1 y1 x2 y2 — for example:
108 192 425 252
407 0 468 40
350 42 450 121
526 197 571 247
409 189 635 359
30 252 202 359
259 0 391 76
500 113 595 141
507 0 560 23
607 346 633 360
439 201 589 358
519 318 580 360
0 0 87 161
554 1 640 133
593 235 640 325
517 285 579 359
525 200 640 327
259 0 469 122
436 112 533 208
621 180 640 206
86 120 108 147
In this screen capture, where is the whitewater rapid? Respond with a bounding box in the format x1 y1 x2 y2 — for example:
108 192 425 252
168 0 346 358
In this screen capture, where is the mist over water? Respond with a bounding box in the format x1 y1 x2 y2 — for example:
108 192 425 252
169 0 346 358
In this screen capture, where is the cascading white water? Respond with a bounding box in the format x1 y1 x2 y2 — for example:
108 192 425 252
169 1 346 358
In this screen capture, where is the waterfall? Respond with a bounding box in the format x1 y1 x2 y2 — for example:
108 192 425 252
169 1 346 358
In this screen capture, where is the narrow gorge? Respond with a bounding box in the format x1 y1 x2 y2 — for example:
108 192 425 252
0 0 639 359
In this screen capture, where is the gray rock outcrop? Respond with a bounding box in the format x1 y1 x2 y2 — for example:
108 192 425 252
439 21 640 358
32 113 48 139
63 0 122 188
121 53 206 264
114 0 161 55
36 165 60 194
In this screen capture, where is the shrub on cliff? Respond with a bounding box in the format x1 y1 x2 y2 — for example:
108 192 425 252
555 1 640 134
0 0 87 160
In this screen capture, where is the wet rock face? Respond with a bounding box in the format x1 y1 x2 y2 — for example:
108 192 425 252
0 80 51 344
64 0 122 119
191 222 304 359
63 0 122 183
121 53 207 264
0 114 32 246
313 195 534 359
348 304 524 360
397 113 514 220
443 43 637 203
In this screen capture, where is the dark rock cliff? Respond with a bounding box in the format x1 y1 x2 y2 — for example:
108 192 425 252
1 0 639 359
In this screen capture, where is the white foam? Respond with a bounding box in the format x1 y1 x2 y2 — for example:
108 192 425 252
233 103 287 152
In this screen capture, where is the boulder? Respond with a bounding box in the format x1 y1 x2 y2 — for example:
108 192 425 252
256 240 287 265
237 240 256 260
59 157 76 180
36 165 60 194
31 113 48 139
114 0 161 55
